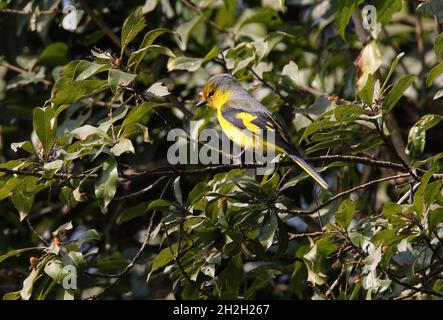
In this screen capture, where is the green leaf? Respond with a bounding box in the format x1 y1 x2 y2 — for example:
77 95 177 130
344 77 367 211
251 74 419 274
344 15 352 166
0 247 42 263
173 176 183 205
373 0 403 24
20 269 39 300
150 243 178 274
145 81 170 97
44 260 68 284
33 106 56 156
216 253 243 299
381 52 405 91
435 32 443 58
202 46 220 64
43 159 63 172
414 171 434 217
335 199 356 230
77 229 101 246
121 7 146 56
110 138 135 156
127 28 172 70
117 202 148 225
245 274 269 299
358 73 375 105
70 124 110 141
3 291 21 300
67 251 85 270
108 69 137 93
51 78 108 105
383 75 415 113
258 212 278 250
128 45 175 70
176 15 204 51
335 0 358 39
261 172 280 196
434 88 443 100
429 208 443 230
426 61 443 87
12 186 36 221
167 56 202 72
72 60 110 81
140 28 172 48
38 42 68 66
276 216 288 257
382 202 403 222
95 158 118 212
11 141 36 155
122 102 163 129
282 61 301 87
59 186 78 208
52 221 73 236
235 7 282 31
406 114 443 159
147 199 172 211
187 182 210 207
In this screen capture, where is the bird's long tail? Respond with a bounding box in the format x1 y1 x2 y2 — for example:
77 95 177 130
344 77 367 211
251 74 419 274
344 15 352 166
287 153 329 190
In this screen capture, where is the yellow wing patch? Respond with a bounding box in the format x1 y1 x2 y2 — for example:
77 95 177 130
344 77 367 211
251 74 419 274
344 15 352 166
235 112 261 134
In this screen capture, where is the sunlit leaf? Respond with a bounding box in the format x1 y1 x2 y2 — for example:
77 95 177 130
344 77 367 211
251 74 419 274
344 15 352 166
95 157 118 211
383 75 415 113
33 106 56 156
335 0 358 39
121 7 146 56
108 69 137 93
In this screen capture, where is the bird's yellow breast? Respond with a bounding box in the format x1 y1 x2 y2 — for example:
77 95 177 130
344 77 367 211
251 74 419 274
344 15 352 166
217 108 252 148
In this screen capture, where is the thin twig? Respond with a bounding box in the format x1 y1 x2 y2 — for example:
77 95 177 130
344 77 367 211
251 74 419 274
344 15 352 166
397 182 421 204
326 267 346 298
1 61 52 86
0 167 97 179
388 273 443 298
114 176 168 200
89 179 171 299
0 8 60 15
128 155 408 178
289 173 410 215
178 0 234 38
26 218 50 246
78 0 130 57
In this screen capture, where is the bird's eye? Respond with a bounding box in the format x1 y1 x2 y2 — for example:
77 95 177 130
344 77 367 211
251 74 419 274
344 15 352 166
208 89 215 97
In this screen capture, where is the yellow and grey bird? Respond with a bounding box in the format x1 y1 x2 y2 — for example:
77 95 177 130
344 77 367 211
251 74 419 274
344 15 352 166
195 73 328 190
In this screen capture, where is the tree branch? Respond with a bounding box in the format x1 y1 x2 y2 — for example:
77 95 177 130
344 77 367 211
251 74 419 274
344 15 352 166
1 61 52 86
288 173 411 215
78 0 130 57
89 179 171 299
0 8 60 15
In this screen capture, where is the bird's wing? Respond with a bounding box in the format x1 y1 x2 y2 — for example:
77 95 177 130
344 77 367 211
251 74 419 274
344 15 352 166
221 104 294 152
221 102 329 189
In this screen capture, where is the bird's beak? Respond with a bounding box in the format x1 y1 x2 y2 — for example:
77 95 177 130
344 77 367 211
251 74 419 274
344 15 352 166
194 99 207 108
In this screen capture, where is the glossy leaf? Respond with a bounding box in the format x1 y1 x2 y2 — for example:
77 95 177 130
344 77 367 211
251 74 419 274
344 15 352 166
95 158 118 211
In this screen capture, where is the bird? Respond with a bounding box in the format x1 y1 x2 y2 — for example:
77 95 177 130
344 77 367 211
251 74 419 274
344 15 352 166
195 73 329 190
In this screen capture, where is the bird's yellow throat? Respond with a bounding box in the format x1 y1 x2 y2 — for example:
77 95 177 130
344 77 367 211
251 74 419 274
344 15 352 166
208 89 232 109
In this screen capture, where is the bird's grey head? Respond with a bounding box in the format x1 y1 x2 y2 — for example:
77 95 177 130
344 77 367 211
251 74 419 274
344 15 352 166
197 73 249 109
210 73 247 90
